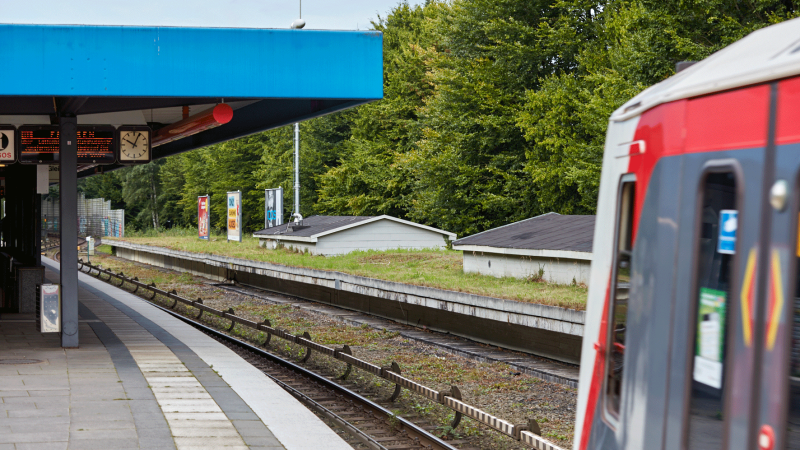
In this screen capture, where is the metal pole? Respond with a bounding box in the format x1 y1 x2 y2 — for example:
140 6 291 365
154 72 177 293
293 123 300 217
59 116 79 348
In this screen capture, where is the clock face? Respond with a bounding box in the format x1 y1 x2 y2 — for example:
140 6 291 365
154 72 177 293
119 130 150 162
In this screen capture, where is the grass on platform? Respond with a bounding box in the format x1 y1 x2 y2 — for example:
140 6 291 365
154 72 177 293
101 232 587 310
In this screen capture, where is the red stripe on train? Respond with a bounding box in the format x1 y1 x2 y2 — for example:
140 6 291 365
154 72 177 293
777 77 800 145
627 85 769 242
579 275 611 450
580 84 771 447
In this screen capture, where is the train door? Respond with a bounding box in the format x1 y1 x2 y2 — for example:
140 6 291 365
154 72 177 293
752 76 800 450
657 84 772 450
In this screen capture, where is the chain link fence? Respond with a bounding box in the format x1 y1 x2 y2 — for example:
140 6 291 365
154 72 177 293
42 192 125 239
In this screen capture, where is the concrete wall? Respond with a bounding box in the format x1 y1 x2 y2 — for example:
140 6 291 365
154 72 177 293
463 252 591 286
109 240 585 365
259 218 450 256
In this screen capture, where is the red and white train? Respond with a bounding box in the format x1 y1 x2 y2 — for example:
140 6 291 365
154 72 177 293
575 17 800 450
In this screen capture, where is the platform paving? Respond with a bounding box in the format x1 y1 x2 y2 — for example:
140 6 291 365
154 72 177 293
0 259 353 450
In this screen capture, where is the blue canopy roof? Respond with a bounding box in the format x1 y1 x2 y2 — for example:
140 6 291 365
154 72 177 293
0 24 383 174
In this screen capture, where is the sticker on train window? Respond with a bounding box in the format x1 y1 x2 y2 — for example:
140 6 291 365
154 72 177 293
693 287 727 389
717 210 738 254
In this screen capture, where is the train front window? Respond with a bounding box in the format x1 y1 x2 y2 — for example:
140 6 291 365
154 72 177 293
687 171 736 449
605 178 634 420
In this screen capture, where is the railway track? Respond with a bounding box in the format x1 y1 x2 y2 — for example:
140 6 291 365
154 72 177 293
79 260 566 450
183 311 465 450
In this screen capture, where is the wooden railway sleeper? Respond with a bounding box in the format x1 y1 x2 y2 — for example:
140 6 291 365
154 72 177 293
334 345 353 380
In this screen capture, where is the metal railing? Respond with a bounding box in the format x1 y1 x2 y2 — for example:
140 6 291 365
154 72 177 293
78 260 565 450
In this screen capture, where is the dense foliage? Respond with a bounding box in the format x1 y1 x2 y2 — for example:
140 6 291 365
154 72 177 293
80 0 800 235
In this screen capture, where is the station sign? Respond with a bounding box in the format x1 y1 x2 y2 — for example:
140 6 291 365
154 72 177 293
0 126 16 163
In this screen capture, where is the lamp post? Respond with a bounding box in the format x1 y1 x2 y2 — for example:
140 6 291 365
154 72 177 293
290 1 304 223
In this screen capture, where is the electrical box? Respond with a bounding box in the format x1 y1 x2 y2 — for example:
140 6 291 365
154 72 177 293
36 284 60 333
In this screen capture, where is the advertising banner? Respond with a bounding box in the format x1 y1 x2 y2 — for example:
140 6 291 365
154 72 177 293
693 287 727 389
198 195 210 240
227 191 242 242
265 187 284 229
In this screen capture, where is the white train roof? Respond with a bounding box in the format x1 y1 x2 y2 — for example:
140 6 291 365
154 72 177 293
612 16 800 122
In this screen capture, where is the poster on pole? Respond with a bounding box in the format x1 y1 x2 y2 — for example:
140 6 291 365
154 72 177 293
265 187 283 229
227 191 242 242
198 195 210 240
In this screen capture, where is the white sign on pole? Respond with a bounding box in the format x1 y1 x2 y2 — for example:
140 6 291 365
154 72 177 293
265 187 283 229
227 191 242 242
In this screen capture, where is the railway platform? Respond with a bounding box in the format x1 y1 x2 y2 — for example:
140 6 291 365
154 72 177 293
0 257 352 450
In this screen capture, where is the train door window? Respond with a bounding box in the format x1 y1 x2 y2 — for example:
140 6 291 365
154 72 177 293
605 177 635 420
686 171 737 449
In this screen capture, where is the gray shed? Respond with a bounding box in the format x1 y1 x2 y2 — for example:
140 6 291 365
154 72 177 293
452 213 595 286
253 215 456 256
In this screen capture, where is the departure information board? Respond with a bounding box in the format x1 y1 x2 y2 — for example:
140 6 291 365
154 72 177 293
18 126 59 163
18 125 116 164
77 126 115 164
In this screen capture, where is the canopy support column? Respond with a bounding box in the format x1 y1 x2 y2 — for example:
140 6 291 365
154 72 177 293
60 117 78 348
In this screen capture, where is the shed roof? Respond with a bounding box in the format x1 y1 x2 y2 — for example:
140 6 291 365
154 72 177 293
253 215 457 242
612 16 800 121
452 213 595 253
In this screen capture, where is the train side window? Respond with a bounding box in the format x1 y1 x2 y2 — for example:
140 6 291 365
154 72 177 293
686 171 737 449
605 177 635 420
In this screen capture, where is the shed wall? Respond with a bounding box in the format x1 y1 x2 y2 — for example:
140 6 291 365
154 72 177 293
463 252 591 286
259 238 317 255
315 219 448 255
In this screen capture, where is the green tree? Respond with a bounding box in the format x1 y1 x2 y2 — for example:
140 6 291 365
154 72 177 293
315 2 440 218
518 0 800 214
121 161 163 230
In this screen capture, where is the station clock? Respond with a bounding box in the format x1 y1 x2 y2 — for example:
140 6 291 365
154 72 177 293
116 126 152 164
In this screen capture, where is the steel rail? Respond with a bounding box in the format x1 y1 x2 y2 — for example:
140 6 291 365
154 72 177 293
91 268 452 450
166 308 418 450
79 260 564 450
